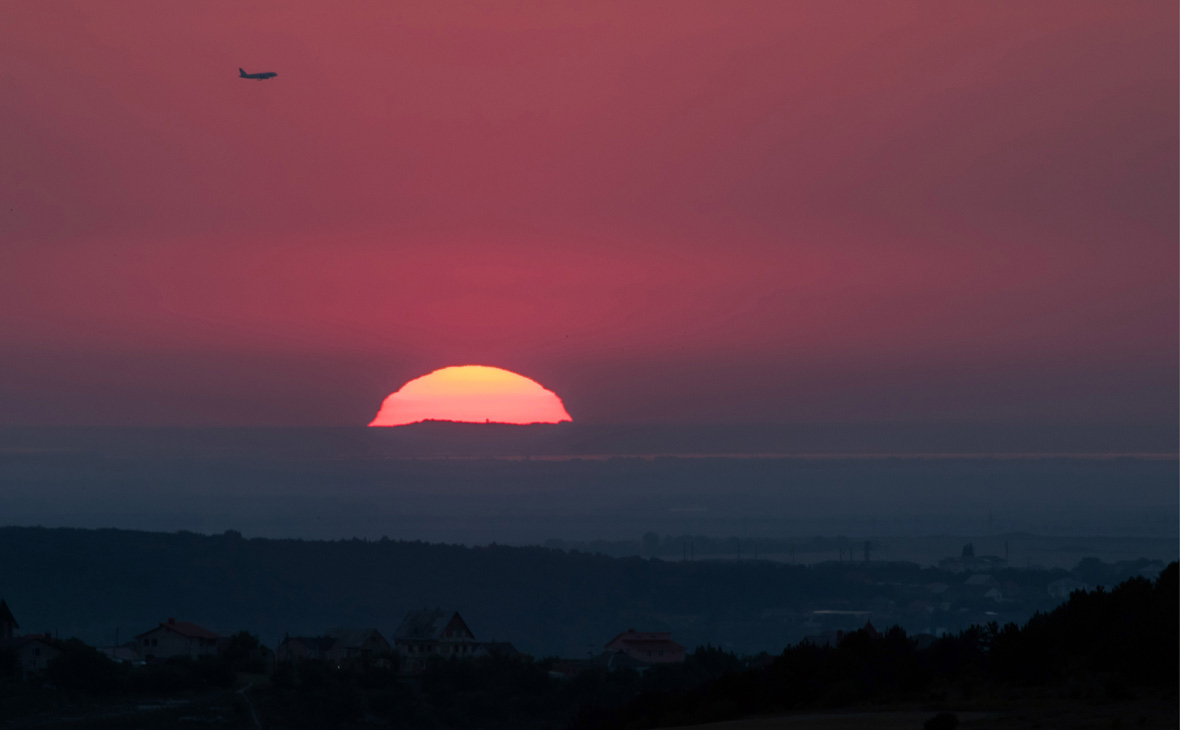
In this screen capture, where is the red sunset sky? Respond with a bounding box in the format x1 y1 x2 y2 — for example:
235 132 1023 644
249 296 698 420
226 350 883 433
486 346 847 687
0 1 1176 428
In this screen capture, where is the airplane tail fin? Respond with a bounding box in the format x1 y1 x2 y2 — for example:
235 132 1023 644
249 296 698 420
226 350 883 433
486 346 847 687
239 68 247 77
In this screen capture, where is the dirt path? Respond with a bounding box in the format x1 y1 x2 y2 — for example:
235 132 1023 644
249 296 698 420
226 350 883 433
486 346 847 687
237 682 261 729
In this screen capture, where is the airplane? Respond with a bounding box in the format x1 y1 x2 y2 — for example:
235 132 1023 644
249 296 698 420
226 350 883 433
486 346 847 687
239 68 277 80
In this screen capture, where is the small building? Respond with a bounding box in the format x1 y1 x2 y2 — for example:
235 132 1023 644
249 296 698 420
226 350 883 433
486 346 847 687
802 620 880 648
801 630 843 648
0 599 18 640
549 648 655 680
0 635 61 673
326 628 392 667
275 635 336 663
135 618 219 662
604 629 685 664
276 628 392 669
805 609 873 633
394 610 485 673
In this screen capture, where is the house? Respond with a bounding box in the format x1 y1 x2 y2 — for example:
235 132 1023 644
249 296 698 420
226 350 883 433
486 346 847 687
275 628 392 669
325 628 392 667
393 610 485 672
802 620 880 648
0 599 18 640
801 630 844 648
548 648 653 680
0 635 61 673
604 629 685 664
135 618 219 661
275 635 336 663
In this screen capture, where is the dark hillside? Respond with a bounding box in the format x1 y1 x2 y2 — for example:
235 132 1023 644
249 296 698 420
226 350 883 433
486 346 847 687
0 527 1080 656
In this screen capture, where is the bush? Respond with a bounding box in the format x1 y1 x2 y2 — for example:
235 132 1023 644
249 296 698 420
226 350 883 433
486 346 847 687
0 649 19 681
46 639 126 693
222 631 269 674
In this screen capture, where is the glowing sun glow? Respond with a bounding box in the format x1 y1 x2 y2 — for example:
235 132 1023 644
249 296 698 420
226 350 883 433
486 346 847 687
369 365 572 426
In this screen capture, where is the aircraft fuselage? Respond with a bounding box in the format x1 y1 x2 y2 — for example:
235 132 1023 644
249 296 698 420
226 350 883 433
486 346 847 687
239 68 277 80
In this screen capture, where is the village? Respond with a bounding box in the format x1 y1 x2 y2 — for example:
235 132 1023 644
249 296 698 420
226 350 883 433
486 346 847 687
1 543 1167 684
1 557 1174 730
0 598 688 682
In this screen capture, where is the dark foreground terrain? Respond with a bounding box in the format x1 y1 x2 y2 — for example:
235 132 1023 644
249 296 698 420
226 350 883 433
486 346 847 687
2 564 1175 729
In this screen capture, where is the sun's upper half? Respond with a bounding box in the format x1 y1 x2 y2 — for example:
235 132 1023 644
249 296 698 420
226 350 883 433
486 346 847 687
369 365 572 426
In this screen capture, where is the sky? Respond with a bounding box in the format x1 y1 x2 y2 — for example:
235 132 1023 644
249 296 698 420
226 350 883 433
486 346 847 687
1 1 1176 430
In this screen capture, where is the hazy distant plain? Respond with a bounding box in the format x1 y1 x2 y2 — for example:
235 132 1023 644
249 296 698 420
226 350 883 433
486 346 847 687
0 426 1175 566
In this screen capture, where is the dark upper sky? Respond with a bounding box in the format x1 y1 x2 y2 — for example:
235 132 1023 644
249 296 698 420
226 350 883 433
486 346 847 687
1 1 1176 429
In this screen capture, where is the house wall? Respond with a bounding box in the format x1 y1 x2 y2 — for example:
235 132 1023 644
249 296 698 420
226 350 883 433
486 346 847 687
618 644 684 663
329 634 391 663
18 641 60 672
138 626 218 661
396 638 482 659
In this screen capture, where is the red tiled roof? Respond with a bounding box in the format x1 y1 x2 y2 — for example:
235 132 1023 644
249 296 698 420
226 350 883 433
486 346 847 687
137 620 218 640
605 630 676 646
605 630 686 662
164 621 219 639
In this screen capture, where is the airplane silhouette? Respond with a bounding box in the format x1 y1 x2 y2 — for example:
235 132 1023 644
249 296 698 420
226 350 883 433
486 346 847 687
239 68 277 80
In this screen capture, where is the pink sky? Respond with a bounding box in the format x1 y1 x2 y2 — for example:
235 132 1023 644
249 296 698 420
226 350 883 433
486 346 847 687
0 1 1175 427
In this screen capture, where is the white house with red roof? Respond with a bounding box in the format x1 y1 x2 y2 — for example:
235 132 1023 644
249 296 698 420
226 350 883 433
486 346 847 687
2 635 61 673
0 599 62 674
135 618 219 661
604 629 685 664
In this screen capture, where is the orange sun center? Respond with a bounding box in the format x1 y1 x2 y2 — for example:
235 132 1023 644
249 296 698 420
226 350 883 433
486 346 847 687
368 365 572 426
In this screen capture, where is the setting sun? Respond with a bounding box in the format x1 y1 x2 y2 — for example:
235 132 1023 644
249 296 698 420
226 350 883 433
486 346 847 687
369 365 572 426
